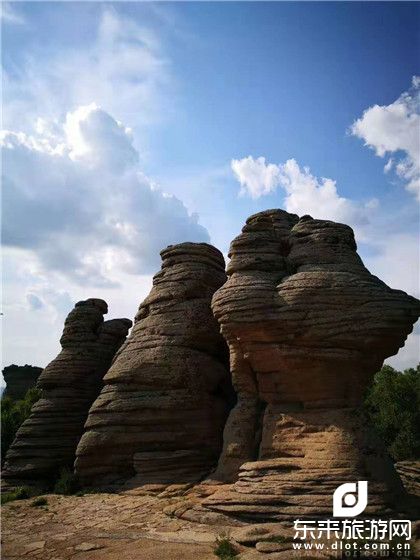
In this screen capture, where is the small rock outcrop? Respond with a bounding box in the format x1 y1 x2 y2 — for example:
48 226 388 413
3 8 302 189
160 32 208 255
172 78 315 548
75 243 232 486
396 460 420 498
198 209 420 521
2 299 131 487
2 365 43 400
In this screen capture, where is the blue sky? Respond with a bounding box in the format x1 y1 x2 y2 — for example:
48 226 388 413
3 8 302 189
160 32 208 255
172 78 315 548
1 1 419 372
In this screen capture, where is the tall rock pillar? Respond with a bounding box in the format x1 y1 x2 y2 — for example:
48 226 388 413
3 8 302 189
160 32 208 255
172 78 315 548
203 209 420 521
75 243 232 486
2 299 131 488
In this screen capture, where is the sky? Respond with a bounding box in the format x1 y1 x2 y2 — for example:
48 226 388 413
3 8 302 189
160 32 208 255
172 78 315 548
1 1 419 378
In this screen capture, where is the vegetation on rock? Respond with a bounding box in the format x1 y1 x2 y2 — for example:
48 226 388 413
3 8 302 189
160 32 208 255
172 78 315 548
1 387 41 463
214 534 238 559
53 467 80 495
1 486 32 505
31 496 48 507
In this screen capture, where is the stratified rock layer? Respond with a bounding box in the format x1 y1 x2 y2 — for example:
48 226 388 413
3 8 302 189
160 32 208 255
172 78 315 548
2 365 43 400
2 299 131 487
75 243 231 486
203 209 420 521
396 460 420 499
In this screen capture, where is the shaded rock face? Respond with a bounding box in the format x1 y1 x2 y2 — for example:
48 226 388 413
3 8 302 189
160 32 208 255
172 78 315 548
75 243 232 486
396 460 420 499
2 299 131 487
2 365 43 400
204 209 420 521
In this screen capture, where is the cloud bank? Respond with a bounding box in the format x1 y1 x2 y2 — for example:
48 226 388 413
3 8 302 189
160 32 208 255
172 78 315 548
2 103 209 286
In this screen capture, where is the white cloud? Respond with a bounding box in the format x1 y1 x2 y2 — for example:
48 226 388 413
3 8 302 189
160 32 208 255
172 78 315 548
1 7 211 371
2 9 170 134
232 156 280 198
350 76 420 200
231 156 376 232
365 233 420 300
276 158 356 224
2 247 154 369
2 104 209 286
1 2 25 25
367 232 419 372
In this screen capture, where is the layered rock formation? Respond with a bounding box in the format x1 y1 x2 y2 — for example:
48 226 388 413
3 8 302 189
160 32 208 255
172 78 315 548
198 209 420 521
396 460 420 499
2 299 131 487
2 364 43 400
75 243 232 486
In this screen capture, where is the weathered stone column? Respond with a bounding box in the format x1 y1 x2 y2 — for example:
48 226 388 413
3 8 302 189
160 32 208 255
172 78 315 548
75 243 232 487
2 299 131 488
203 209 420 521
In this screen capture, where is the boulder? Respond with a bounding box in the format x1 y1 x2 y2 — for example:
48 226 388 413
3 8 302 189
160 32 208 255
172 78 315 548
75 242 232 486
2 299 131 487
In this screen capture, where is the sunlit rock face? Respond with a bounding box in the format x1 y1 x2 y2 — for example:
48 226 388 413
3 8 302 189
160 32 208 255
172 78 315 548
202 209 420 521
75 243 232 487
2 299 131 488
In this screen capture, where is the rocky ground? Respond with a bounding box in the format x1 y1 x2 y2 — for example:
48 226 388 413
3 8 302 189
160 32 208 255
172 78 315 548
2 488 419 560
1 490 221 560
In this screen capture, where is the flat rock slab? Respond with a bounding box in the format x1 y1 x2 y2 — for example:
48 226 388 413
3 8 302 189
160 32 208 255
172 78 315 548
1 493 224 560
74 543 104 552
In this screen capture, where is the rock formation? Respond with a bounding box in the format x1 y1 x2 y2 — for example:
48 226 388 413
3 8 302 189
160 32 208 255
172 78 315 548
2 299 131 488
396 460 420 499
2 365 43 400
196 209 420 521
75 243 232 486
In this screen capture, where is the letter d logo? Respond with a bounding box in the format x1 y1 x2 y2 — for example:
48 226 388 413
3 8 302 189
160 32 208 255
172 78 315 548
333 481 368 517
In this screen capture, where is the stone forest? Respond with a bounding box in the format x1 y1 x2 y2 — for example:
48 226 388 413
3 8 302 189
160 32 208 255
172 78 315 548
2 209 420 560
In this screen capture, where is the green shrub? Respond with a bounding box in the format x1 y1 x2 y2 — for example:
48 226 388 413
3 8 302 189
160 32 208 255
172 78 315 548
31 496 48 507
364 364 420 461
214 534 238 559
54 467 79 495
1 486 32 504
1 388 42 463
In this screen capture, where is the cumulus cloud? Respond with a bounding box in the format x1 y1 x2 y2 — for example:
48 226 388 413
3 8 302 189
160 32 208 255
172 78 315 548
350 76 420 200
231 156 376 230
232 156 280 198
2 104 209 286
